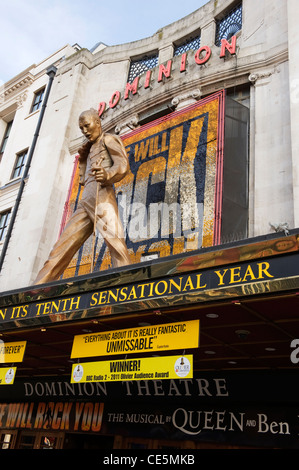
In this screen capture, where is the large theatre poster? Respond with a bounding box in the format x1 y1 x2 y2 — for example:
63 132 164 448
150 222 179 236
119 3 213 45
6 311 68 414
61 91 225 278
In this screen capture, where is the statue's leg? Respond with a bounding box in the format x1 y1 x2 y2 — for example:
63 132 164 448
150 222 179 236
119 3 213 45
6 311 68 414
95 186 131 268
34 208 93 284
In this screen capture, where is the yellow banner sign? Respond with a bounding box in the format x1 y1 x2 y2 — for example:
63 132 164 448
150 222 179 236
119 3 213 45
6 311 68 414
71 355 193 383
0 341 26 363
71 320 199 359
0 367 17 385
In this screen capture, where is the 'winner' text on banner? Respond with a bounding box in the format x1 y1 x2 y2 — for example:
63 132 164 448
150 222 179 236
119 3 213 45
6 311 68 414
71 355 193 383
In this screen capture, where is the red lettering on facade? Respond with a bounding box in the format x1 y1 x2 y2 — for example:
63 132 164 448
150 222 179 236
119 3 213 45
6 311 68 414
180 53 187 72
144 70 151 89
220 35 237 58
109 91 121 108
158 60 172 82
98 102 106 118
98 37 237 115
194 46 211 65
124 76 140 100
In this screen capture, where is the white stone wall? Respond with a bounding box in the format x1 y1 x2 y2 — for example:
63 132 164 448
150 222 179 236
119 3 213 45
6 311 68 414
287 0 299 228
0 45 80 290
0 0 297 291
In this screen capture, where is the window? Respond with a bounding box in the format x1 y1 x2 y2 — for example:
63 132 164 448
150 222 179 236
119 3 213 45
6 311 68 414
30 88 45 113
0 121 13 160
215 2 242 46
0 210 11 242
11 149 28 179
0 432 17 449
17 433 36 449
128 53 158 84
174 33 201 56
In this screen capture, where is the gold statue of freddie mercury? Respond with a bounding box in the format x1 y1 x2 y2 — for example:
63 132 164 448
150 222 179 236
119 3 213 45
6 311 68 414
34 108 130 284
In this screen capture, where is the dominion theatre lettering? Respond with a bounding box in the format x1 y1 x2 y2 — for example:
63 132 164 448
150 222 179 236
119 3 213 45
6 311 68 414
20 376 228 400
0 259 278 324
98 36 237 116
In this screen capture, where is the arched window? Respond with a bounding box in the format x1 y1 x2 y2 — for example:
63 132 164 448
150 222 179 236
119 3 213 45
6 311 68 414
128 53 158 84
173 33 201 56
215 2 242 46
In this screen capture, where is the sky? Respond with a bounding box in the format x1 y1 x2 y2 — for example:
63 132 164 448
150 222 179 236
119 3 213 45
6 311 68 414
0 0 208 84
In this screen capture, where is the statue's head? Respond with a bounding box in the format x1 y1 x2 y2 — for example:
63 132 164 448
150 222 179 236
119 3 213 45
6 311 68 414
79 108 102 143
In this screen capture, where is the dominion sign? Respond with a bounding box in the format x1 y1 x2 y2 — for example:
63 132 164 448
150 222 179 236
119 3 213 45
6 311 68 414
62 91 225 277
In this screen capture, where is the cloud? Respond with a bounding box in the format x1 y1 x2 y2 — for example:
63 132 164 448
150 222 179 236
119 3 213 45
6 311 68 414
0 0 208 83
0 0 88 81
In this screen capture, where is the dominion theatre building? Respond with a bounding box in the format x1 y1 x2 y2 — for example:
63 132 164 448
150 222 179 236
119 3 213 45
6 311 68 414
0 0 299 450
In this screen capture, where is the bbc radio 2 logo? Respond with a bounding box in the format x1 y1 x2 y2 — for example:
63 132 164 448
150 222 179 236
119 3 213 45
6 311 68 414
290 339 299 364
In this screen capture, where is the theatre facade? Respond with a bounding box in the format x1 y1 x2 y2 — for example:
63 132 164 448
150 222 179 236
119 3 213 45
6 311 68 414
0 0 299 450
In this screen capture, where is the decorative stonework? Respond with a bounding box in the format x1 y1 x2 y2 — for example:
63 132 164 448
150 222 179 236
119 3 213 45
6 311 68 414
16 91 29 108
115 115 139 135
0 75 33 104
248 72 272 84
171 89 202 109
248 66 281 85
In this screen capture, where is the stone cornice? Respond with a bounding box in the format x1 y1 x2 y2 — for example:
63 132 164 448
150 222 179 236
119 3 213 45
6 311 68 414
0 73 34 104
